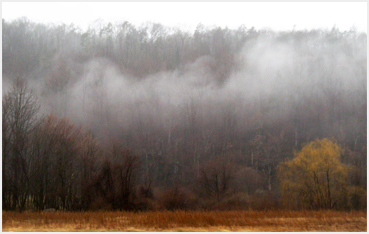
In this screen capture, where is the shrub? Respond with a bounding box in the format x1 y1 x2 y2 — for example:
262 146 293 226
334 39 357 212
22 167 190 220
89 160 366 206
159 187 198 210
348 186 367 210
212 192 250 210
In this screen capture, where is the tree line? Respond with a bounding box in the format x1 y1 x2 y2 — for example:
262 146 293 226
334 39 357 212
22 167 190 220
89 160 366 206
2 18 367 211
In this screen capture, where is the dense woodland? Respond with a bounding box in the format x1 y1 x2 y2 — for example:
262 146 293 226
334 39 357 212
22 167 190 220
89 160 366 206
2 18 367 211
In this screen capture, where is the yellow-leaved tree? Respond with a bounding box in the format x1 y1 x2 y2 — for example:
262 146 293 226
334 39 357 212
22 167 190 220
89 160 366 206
278 138 349 209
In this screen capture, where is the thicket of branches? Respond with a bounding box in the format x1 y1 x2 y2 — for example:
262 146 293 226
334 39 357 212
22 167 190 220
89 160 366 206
2 18 367 211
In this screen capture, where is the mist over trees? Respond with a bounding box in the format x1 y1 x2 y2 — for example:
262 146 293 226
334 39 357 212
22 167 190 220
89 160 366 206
2 18 367 211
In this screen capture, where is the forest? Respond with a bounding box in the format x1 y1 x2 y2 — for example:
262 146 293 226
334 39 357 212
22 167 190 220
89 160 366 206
2 18 367 211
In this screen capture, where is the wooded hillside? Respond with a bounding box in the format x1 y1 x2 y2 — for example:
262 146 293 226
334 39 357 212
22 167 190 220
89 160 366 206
2 18 366 211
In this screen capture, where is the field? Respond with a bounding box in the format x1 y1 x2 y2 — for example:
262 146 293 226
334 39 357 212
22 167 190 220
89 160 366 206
2 210 366 232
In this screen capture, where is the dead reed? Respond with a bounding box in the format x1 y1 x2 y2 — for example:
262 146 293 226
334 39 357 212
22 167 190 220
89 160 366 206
2 210 366 232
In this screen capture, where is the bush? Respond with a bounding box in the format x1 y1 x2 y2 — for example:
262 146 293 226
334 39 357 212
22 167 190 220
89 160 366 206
349 186 367 210
212 192 250 210
137 183 154 199
248 191 282 210
133 197 159 211
89 197 113 211
159 187 198 210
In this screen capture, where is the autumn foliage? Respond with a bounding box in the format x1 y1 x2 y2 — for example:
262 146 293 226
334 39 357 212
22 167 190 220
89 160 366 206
278 139 353 209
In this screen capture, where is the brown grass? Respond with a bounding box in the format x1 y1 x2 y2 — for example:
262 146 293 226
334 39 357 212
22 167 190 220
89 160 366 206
2 210 367 232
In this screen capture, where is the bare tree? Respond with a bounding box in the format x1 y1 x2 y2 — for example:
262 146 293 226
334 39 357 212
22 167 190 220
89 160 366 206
88 144 141 210
197 157 238 202
2 78 40 210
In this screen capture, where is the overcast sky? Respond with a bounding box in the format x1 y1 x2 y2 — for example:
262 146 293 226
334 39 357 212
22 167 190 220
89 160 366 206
2 2 367 33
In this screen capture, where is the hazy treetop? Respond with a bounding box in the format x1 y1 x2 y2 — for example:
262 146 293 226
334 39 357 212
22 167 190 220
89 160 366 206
2 2 367 33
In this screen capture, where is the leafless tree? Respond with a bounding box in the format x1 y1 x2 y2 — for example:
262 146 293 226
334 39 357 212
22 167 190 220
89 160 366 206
197 157 238 202
2 78 40 210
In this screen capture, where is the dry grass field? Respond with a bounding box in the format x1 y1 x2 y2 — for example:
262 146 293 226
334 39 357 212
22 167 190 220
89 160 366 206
2 210 367 232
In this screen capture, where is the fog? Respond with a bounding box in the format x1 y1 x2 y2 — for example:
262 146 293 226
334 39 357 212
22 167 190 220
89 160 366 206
4 23 366 141
2 22 365 151
27 29 363 146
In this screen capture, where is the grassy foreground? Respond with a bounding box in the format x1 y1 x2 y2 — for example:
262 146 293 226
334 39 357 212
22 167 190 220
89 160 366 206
2 210 367 232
